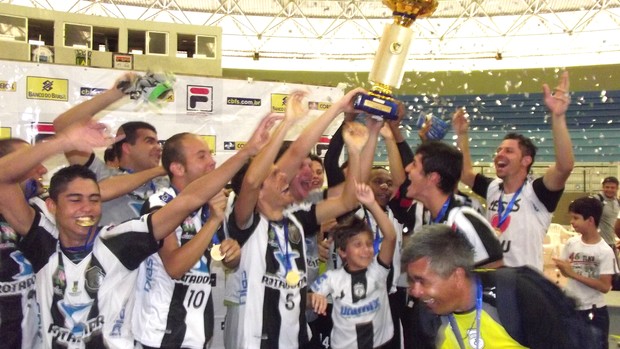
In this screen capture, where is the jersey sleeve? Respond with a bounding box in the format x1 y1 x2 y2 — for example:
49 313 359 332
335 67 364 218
98 214 160 270
472 173 493 199
310 271 334 296
531 177 564 212
292 204 320 238
226 208 260 247
17 210 58 273
447 206 503 266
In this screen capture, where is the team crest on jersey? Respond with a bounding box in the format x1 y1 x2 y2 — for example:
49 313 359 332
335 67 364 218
288 223 301 244
85 265 104 293
353 282 366 299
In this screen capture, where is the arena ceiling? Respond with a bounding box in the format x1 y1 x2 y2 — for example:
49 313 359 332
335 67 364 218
5 0 620 71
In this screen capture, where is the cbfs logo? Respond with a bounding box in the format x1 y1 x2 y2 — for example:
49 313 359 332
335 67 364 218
187 85 213 112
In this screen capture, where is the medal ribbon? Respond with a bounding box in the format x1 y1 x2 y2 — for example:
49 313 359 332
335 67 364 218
496 184 524 228
433 197 451 224
448 277 483 349
271 219 292 274
364 211 381 256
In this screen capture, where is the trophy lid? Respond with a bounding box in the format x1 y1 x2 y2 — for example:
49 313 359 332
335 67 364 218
384 0 439 20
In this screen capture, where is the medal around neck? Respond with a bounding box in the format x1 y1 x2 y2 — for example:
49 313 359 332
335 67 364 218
286 270 301 286
210 244 225 261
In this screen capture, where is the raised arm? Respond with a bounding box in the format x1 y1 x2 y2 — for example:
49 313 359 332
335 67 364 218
356 182 396 267
542 71 574 191
0 122 116 234
277 88 366 181
359 116 383 184
53 74 133 165
315 122 368 223
380 123 406 189
99 166 167 201
233 92 307 228
151 112 276 241
452 108 476 188
158 190 227 279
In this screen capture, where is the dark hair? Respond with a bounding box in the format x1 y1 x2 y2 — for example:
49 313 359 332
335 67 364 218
48 165 98 201
161 132 192 179
0 138 28 158
103 147 117 164
568 196 603 227
309 154 323 168
331 215 372 252
112 121 157 160
414 141 463 194
502 133 537 172
602 176 619 186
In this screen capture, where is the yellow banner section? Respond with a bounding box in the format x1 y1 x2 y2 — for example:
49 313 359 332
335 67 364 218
26 76 69 101
0 127 11 139
199 135 216 155
271 93 288 112
0 81 16 92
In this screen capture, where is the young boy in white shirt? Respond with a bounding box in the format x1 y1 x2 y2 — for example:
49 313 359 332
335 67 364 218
554 196 618 349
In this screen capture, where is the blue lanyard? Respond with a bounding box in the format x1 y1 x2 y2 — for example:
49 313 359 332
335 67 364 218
364 210 381 256
497 184 524 228
433 197 451 223
448 277 482 349
163 186 217 243
64 226 98 253
271 219 291 272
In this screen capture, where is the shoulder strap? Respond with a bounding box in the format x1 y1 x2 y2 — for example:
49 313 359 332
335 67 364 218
492 268 525 345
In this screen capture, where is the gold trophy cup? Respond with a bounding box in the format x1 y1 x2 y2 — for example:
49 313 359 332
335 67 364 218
353 0 438 119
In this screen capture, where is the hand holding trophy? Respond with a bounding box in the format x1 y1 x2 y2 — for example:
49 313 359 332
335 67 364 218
354 0 438 119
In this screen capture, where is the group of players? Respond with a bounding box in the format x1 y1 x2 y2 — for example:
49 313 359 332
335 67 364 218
0 70 589 349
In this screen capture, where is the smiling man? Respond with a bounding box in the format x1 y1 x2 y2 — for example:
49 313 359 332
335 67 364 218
402 224 594 349
453 71 574 271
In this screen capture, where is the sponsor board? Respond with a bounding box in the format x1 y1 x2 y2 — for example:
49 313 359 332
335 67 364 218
31 122 55 143
0 81 16 92
199 135 216 154
308 101 332 111
26 77 68 101
0 127 11 139
80 87 107 97
270 93 288 112
223 141 246 150
187 85 213 112
227 97 261 107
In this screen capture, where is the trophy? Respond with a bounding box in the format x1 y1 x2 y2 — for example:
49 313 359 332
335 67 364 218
354 0 438 119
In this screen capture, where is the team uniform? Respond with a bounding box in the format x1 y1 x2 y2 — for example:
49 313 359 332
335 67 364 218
472 175 563 270
133 187 219 349
561 236 617 349
226 202 320 349
85 154 168 226
311 258 393 349
18 209 160 349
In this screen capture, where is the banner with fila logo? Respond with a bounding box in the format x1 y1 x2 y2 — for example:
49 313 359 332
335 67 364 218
0 60 344 164
0 59 345 349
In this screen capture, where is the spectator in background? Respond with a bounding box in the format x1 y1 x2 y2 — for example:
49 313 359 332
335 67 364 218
595 176 620 251
103 146 119 168
554 196 617 349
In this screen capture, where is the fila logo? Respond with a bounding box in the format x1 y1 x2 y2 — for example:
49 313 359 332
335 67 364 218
187 85 213 112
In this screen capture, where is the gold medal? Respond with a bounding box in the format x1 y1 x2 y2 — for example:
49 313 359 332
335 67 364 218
210 244 225 261
76 217 95 227
285 270 300 286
